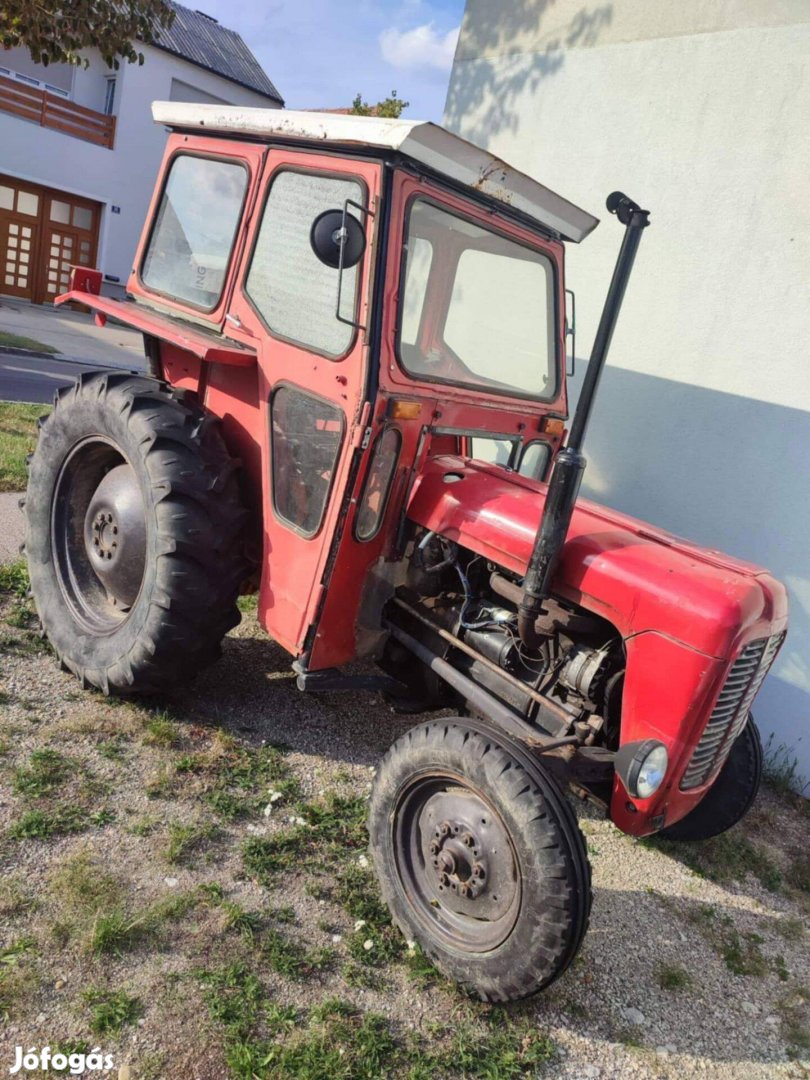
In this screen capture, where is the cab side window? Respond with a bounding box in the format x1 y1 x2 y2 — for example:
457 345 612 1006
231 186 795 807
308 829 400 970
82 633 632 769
247 170 364 358
141 154 247 310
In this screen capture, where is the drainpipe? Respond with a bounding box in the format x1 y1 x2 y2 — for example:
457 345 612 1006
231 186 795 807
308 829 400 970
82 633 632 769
517 192 651 648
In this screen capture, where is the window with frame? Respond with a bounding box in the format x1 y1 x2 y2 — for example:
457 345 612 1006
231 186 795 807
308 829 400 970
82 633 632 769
469 437 551 481
141 154 247 310
399 199 557 400
271 386 344 537
246 170 365 358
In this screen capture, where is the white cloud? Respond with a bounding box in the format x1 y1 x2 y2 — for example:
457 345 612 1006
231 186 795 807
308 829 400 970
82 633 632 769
380 22 460 73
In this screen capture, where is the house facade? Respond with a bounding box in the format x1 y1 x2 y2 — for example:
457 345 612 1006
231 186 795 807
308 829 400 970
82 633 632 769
445 0 810 782
0 2 282 304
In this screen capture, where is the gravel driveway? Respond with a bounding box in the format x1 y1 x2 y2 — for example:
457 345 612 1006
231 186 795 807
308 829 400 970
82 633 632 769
0 586 807 1079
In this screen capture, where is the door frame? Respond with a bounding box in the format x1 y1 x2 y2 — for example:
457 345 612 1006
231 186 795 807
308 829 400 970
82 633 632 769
0 173 101 304
227 147 382 658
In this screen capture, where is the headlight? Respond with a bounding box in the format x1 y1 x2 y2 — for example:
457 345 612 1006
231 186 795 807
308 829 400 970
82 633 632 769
615 739 668 800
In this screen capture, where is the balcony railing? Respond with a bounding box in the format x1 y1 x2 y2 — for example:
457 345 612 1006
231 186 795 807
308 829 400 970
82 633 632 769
0 73 116 149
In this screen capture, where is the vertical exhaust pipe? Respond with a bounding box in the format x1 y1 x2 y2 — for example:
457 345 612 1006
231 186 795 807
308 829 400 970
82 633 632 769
518 192 650 648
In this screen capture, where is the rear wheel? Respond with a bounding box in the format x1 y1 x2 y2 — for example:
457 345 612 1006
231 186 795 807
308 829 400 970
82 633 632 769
368 718 591 1001
660 714 762 841
24 371 250 695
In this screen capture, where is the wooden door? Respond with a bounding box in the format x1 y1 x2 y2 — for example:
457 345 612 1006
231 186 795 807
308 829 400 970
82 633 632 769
0 177 42 300
0 174 100 304
37 192 98 303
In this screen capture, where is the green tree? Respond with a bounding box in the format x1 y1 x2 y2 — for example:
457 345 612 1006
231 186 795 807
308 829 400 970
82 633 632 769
0 0 176 69
350 90 409 119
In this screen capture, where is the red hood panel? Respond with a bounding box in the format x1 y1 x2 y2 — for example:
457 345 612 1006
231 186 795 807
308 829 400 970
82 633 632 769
407 457 788 658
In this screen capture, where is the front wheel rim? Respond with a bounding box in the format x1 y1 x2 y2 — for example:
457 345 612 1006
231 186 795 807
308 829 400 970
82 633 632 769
392 771 521 954
51 437 147 634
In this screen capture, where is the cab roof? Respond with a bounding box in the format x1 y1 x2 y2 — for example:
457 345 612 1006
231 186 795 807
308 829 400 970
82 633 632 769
151 103 599 243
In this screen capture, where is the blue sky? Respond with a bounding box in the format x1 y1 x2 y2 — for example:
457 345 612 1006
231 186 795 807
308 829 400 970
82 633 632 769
195 0 465 120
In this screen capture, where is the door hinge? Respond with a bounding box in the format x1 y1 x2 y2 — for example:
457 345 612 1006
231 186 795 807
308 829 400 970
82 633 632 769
351 401 373 448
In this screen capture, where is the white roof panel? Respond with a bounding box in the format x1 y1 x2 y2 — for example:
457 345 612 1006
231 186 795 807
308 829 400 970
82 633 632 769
151 103 599 243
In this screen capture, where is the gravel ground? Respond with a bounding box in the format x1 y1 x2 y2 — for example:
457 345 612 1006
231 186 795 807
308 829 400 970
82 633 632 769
0 597 808 1080
0 494 24 563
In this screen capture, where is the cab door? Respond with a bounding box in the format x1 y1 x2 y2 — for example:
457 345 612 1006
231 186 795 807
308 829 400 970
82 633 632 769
233 150 381 659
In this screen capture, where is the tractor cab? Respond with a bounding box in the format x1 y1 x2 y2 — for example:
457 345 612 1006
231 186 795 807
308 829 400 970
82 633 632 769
30 104 787 1003
119 105 595 670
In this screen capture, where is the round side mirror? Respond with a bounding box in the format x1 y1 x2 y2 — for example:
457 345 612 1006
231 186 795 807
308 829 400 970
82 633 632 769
310 209 366 269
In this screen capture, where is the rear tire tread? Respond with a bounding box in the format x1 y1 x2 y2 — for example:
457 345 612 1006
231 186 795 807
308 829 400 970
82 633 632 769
26 371 251 696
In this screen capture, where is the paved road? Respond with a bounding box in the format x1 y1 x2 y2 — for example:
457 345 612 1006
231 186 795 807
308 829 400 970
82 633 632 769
0 351 140 404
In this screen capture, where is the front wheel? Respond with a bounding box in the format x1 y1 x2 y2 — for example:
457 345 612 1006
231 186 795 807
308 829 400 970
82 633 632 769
660 714 762 842
368 719 591 1001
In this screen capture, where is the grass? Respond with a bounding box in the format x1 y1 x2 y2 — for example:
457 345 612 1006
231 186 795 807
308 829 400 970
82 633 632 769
165 820 219 865
0 402 48 492
778 985 810 1058
686 904 769 977
12 748 74 798
9 806 85 840
242 792 367 885
46 850 207 956
656 963 692 991
197 963 557 1080
143 712 182 749
83 988 142 1034
763 736 809 798
0 937 38 1021
0 330 58 353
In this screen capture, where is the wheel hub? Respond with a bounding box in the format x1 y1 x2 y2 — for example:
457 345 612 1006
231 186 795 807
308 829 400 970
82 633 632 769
83 463 146 608
410 786 519 940
429 821 487 899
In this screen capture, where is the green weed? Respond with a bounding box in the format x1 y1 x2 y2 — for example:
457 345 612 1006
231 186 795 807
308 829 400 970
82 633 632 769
656 963 692 991
12 748 73 798
83 988 142 1034
165 820 218 865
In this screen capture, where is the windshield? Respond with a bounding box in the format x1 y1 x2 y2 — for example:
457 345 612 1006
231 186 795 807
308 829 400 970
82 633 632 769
398 199 557 399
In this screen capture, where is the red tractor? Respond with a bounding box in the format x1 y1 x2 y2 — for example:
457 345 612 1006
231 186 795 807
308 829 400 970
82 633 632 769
24 105 787 1001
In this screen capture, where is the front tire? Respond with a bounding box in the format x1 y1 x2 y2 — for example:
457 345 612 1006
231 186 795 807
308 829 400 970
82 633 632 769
660 714 762 841
25 371 250 695
368 719 591 1001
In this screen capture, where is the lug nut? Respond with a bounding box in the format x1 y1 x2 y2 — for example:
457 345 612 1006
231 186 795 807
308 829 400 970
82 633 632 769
459 883 470 898
429 840 439 855
439 822 451 838
462 833 475 848
473 864 485 879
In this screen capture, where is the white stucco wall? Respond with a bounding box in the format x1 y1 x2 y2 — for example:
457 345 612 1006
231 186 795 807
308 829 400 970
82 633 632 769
0 46 280 287
445 0 810 782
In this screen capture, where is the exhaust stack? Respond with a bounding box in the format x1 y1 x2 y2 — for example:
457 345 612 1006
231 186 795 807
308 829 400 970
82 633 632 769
518 192 650 648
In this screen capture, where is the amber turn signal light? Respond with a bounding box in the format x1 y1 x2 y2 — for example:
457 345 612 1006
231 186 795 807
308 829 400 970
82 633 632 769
388 399 422 420
541 417 565 437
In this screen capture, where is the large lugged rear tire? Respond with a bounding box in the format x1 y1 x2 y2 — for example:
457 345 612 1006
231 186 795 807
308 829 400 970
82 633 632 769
660 714 762 841
25 371 250 695
368 719 592 1001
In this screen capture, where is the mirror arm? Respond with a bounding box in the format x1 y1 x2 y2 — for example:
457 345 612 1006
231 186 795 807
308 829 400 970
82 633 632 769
335 197 374 331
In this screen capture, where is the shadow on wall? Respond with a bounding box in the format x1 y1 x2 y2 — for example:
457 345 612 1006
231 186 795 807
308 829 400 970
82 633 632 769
444 2 613 145
568 357 810 781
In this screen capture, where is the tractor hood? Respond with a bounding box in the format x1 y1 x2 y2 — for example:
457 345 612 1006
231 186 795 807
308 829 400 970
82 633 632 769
407 456 788 659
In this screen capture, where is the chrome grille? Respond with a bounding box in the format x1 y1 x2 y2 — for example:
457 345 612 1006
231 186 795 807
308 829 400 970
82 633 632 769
680 633 784 791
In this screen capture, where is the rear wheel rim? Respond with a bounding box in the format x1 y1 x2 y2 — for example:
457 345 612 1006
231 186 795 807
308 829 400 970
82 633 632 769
51 437 147 634
392 771 521 953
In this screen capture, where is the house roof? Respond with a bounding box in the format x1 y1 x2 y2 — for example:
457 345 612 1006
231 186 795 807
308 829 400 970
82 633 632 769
151 103 599 242
151 2 283 105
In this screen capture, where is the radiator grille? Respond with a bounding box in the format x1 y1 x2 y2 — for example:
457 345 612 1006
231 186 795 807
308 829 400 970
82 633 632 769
680 633 784 791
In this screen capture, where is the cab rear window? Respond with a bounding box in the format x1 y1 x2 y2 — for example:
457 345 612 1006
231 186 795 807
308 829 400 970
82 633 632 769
141 154 247 311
